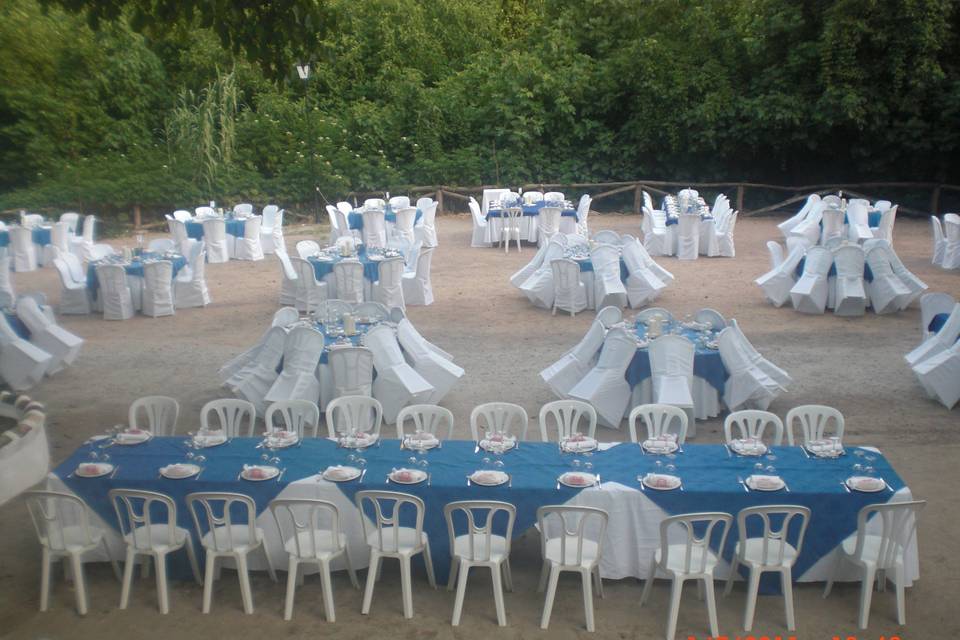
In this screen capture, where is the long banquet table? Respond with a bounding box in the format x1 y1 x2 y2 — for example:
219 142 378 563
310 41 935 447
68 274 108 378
184 218 246 240
484 202 579 244
50 437 918 592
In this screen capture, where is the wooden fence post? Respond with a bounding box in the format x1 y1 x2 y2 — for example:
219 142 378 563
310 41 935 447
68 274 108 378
633 183 642 215
133 204 142 229
931 185 941 215
736 185 745 212
437 188 444 215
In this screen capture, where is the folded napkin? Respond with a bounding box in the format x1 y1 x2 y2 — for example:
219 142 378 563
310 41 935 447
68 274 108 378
748 474 783 490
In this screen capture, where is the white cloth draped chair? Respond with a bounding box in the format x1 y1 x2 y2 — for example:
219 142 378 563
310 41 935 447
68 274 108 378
919 292 955 340
392 207 417 246
875 240 927 308
648 335 696 428
717 327 781 411
45 221 71 264
913 341 960 409
729 319 792 388
820 206 846 246
569 328 637 428
715 210 737 257
260 205 280 253
74 215 114 262
675 214 701 260
334 260 364 304
942 214 960 269
416 201 439 248
234 215 264 261
373 257 405 310
832 245 867 316
517 239 565 307
219 308 297 384
0 312 51 390
264 327 325 405
846 200 874 242
276 251 300 308
550 259 588 316
481 189 511 216
779 194 819 237
229 327 286 413
296 240 321 259
591 243 627 310
141 261 175 318
790 246 832 314
326 205 342 244
396 316 464 405
362 209 387 249
865 245 911 314
540 316 606 397
328 347 375 399
641 206 671 257
170 219 196 257
789 200 825 247
930 216 947 266
233 203 254 216
364 325 433 423
292 257 328 314
52 257 91 314
905 303 960 367
396 317 454 362
0 256 15 308
876 205 897 243
203 218 230 263
538 207 562 247
402 246 435 306
174 245 211 309
10 226 38 272
621 237 667 309
95 264 134 320
572 194 591 235
59 212 80 234
17 296 82 374
389 196 410 209
469 197 490 248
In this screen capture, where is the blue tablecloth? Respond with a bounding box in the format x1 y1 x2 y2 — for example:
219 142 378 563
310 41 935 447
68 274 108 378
86 253 188 298
308 248 384 283
53 438 907 593
0 227 54 247
795 257 874 282
625 321 727 393
486 202 579 221
184 219 246 240
3 311 30 338
348 207 423 231
314 321 376 364
574 256 630 283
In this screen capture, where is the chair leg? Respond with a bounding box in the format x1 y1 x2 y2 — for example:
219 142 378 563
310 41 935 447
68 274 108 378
283 558 298 621
823 553 842 598
447 556 459 591
102 538 121 581
724 558 739 596
666 577 684 640
593 565 604 599
185 538 202 585
581 568 595 632
361 552 379 615
451 562 469 626
744 567 761 631
537 560 549 592
155 553 170 614
894 564 906 625
782 569 796 631
236 553 254 614
422 542 437 588
70 552 88 615
704 575 719 638
640 556 656 606
202 553 217 614
492 563 507 626
858 566 877 630
399 556 414 619
503 558 514 592
119 548 136 609
319 559 336 623
540 566 560 630
343 547 360 589
39 549 52 612
261 542 277 583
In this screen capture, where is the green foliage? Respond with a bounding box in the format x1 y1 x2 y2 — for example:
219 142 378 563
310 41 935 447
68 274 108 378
3 0 959 217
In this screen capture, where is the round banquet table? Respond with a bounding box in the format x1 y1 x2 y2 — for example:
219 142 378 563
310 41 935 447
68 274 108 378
484 202 579 244
307 247 402 300
86 252 188 309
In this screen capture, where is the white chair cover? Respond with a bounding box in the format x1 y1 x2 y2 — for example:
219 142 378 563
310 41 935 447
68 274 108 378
621 238 667 309
913 341 960 409
518 239 565 309
878 240 927 308
234 215 264 261
469 198 490 248
260 205 280 253
940 213 960 268
416 201 438 248
676 214 700 260
0 256 14 308
846 201 874 242
328 347 375 398
716 211 737 257
141 260 175 318
569 328 637 428
334 261 364 304
865 245 910 314
361 209 387 249
95 264 133 320
550 259 588 316
402 246 435 306
538 207 562 247
540 318 606 397
276 250 300 308
373 257 405 310
175 247 211 309
905 303 960 367
920 293 956 340
717 328 780 411
293 257 328 314
265 327 325 405
17 296 82 374
790 247 832 314
395 321 463 405
591 244 627 309
364 325 433 423
232 327 287 414
10 227 37 272
52 257 91 315
756 244 805 307
648 335 695 427
833 245 867 317
778 194 820 237
0 313 52 389
392 207 417 246
203 218 230 263
574 194 591 235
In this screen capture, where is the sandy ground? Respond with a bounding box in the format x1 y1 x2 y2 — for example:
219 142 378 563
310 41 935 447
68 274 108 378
1 213 959 640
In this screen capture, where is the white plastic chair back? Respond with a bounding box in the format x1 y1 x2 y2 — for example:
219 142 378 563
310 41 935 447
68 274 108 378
270 499 345 559
834 244 865 278
694 308 726 329
595 327 637 371
389 196 410 209
356 490 425 553
328 347 375 397
186 492 257 553
375 257 405 308
415 197 434 210
110 489 180 552
849 501 925 571
363 198 386 210
659 512 732 574
129 396 180 436
543 191 565 203
202 218 228 262
469 402 529 441
596 305 623 327
265 400 320 438
537 506 608 568
539 399 597 441
395 404 454 440
736 505 810 566
649 334 695 387
481 189 510 215
627 404 688 443
393 207 417 243
49 221 70 255
26 490 98 553
445 501 516 563
200 399 256 437
195 206 215 217
362 209 387 248
522 191 544 204
334 260 364 303
324 395 383 437
785 404 844 446
723 410 784 445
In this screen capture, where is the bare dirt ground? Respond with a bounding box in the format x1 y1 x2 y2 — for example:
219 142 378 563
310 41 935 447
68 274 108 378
1 213 958 640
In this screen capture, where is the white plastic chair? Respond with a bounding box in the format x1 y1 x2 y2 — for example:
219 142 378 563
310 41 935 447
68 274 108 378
234 215 264 261
469 402 533 441
725 505 810 631
648 335 695 427
233 203 254 216
129 396 179 435
203 218 230 263
52 257 91 314
25 491 120 615
111 489 201 614
402 246 435 306
627 404 688 444
334 260 364 304
292 256 328 315
499 206 523 253
445 501 516 626
865 245 911 314
296 240 321 259
186 492 277 614
16 296 83 373
640 512 732 640
265 327 325 404
60 212 80 234
823 501 926 629
324 395 382 438
142 260 175 317
328 347 375 399
175 245 211 308
395 318 463 405
395 404 454 440
790 247 832 314
469 197 489 248
539 318 606 398
785 404 844 446
362 209 387 248
723 410 784 445
833 245 867 316
265 400 320 438
356 490 436 618
200 399 256 437
550 258 588 316
523 191 545 204
373 256 405 310
537 506 608 632
539 399 597 441
270 498 359 621
172 209 193 222
569 328 637 428
0 312 52 390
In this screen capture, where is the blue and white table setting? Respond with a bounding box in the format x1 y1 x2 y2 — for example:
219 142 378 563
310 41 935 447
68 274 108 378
484 198 579 244
86 251 187 308
346 204 423 231
0 224 53 248
184 216 247 240
47 435 919 593
307 245 406 300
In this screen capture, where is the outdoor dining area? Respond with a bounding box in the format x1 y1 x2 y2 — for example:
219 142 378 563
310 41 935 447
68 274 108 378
165 203 285 263
470 190 590 250
641 189 738 259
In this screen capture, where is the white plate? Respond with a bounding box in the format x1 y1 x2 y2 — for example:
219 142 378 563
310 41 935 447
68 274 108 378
75 463 114 478
469 470 509 486
241 465 280 481
263 432 299 449
403 435 440 450
558 472 597 488
642 439 678 454
160 463 201 479
193 432 228 448
313 255 333 261
806 440 844 458
730 439 768 456
339 433 378 449
746 475 785 491
323 465 361 482
115 430 152 445
846 476 886 493
389 468 427 485
641 473 682 490
560 437 598 453
479 437 517 453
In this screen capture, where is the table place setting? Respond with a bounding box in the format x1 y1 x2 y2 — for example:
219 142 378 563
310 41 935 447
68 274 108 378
322 465 364 483
641 433 680 455
558 470 601 489
259 429 300 450
640 472 683 491
805 437 845 458
467 469 511 487
239 464 281 482
728 437 768 457
387 467 430 486
401 431 441 451
336 430 379 449
744 474 788 492
559 432 598 454
188 430 229 448
478 432 518 454
159 462 202 480
114 427 152 445
72 461 115 479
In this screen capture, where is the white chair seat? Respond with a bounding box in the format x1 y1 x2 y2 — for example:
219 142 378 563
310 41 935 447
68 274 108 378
43 525 107 553
125 525 191 553
284 531 347 559
736 538 798 567
453 534 509 563
545 537 600 568
365 527 427 554
201 525 266 553
655 544 721 574
841 535 904 564
654 375 694 406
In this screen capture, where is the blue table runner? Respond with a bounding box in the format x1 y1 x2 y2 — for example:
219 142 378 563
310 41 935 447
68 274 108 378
308 247 383 283
485 201 578 221
624 321 727 393
348 207 423 231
